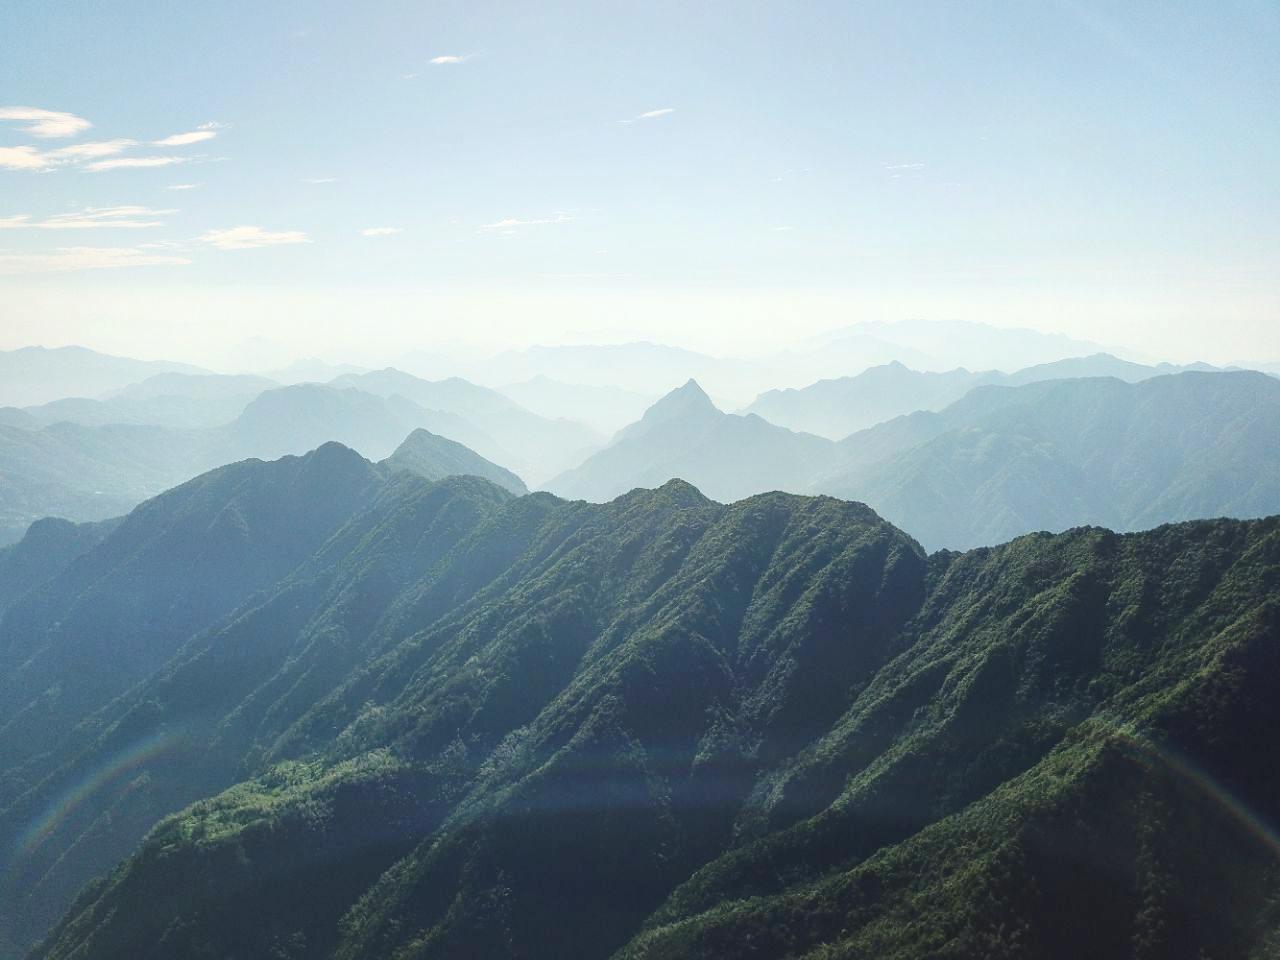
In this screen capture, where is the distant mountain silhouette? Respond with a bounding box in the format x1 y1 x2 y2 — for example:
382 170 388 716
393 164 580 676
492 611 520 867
812 370 1280 549
0 384 533 544
16 374 276 430
383 428 528 495
0 346 207 408
545 379 833 502
745 354 1229 439
333 368 601 482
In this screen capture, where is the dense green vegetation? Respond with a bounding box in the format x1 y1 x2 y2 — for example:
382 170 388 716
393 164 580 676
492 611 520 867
2 444 1276 960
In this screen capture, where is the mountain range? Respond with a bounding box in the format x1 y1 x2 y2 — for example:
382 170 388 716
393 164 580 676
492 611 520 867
1 446 1276 960
0 372 592 544
744 354 1228 440
812 370 1280 549
548 369 1280 551
545 380 833 503
331 369 601 483
0 347 208 408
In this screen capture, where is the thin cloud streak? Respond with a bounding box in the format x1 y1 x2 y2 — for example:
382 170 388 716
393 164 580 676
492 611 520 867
202 225 311 249
86 156 188 172
617 107 675 124
478 214 574 232
0 245 190 274
0 139 136 171
154 130 217 146
361 227 401 236
0 206 177 230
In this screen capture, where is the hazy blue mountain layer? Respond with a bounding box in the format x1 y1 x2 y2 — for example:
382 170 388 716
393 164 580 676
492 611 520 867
743 354 1228 439
0 347 207 409
813 370 1280 549
383 428 528 495
545 379 834 503
332 368 601 483
0 384 537 545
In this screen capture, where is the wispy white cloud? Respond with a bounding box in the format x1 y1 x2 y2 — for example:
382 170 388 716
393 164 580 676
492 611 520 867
153 130 217 146
0 139 138 171
50 139 138 159
618 107 675 124
0 206 177 230
201 225 311 250
0 109 218 173
770 225 796 232
429 54 469 64
884 162 925 171
0 245 190 275
361 226 401 237
478 213 574 232
0 146 51 171
165 182 201 191
302 177 337 184
86 155 188 172
0 106 91 138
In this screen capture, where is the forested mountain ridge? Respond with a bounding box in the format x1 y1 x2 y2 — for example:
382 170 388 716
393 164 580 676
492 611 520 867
1 444 1276 960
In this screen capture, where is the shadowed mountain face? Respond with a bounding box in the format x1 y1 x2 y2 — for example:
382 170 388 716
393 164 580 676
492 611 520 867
0 517 117 616
0 446 1277 960
545 380 835 503
0 443 385 787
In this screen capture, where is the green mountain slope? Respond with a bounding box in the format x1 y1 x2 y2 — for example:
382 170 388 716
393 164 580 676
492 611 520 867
0 444 383 799
3 449 1276 960
0 517 117 616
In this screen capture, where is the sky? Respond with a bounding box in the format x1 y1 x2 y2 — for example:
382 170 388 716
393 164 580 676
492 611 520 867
0 0 1277 369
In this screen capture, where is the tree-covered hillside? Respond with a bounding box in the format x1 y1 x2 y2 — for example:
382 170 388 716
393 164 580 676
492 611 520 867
2 446 1276 960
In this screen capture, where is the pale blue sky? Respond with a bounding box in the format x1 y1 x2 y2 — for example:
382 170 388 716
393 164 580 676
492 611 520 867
1 0 1276 367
